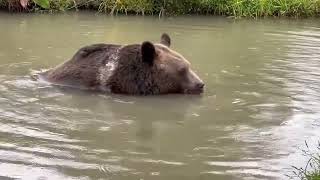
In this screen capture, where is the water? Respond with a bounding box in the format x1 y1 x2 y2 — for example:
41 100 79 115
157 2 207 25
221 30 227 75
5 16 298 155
0 11 320 180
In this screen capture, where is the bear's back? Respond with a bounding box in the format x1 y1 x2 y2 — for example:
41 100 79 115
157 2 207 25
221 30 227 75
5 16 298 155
39 44 121 89
71 44 121 64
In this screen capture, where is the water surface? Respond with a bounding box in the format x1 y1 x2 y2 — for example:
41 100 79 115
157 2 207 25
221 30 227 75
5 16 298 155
1 12 320 180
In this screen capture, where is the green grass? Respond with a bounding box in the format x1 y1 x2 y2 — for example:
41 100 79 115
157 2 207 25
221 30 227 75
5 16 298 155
1 0 320 18
290 141 320 180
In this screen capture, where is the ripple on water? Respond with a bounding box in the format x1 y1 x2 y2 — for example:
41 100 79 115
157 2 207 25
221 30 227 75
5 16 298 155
0 123 81 143
129 158 186 166
0 163 80 180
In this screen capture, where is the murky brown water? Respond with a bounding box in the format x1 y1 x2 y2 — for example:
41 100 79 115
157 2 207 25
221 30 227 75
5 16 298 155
0 11 320 180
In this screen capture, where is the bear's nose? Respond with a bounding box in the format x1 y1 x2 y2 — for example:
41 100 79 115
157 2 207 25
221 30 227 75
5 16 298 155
196 82 205 89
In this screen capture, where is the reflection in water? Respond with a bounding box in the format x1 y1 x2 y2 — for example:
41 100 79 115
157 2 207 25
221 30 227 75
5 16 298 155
0 12 320 180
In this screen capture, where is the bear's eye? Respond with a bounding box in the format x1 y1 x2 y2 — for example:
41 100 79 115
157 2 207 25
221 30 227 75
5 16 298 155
179 67 187 75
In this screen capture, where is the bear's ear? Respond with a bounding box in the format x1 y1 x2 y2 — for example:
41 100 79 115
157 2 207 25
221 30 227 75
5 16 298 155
160 33 171 47
141 41 156 66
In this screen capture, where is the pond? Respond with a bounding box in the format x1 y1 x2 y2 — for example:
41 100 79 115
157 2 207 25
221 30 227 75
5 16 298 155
0 11 320 180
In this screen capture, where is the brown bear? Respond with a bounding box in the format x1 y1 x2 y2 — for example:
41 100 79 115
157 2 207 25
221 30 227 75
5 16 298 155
36 33 204 95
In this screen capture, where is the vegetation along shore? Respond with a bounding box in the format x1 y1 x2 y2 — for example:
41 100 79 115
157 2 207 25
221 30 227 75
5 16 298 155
291 142 320 180
1 0 320 18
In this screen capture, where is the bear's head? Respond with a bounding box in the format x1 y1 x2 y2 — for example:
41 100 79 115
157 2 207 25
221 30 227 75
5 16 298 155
142 33 205 94
110 33 205 95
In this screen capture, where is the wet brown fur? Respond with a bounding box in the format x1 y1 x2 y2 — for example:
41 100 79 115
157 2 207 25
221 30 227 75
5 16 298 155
40 44 121 90
108 44 184 94
38 34 203 95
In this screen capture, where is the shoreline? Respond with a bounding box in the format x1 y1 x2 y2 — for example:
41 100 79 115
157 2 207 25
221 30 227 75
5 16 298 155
1 0 320 18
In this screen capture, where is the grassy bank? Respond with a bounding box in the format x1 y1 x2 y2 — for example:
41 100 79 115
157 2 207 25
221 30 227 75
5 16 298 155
1 0 320 18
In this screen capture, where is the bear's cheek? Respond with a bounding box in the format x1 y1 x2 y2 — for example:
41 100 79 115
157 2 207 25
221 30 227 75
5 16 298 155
172 74 187 92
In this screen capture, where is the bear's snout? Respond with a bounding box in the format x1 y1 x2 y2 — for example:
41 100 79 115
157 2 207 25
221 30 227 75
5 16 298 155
195 82 205 89
191 81 205 94
184 69 204 94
